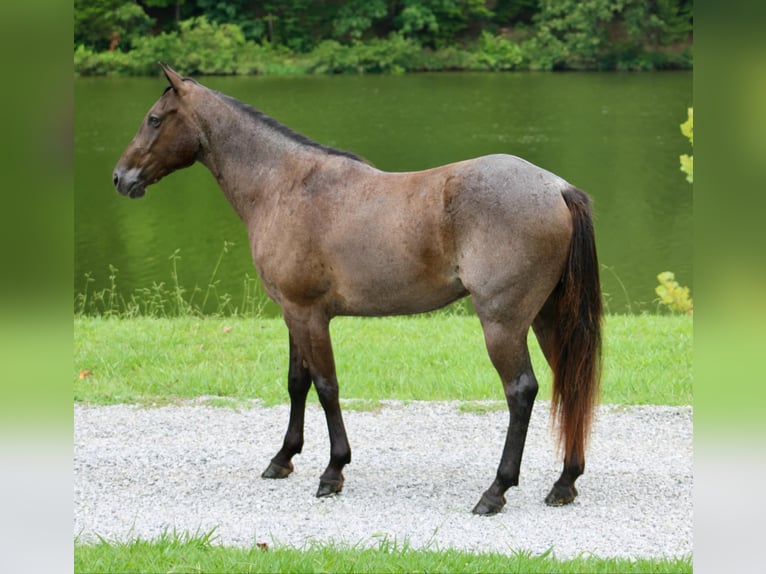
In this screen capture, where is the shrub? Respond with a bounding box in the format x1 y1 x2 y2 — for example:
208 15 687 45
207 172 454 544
655 272 693 315
308 40 354 74
520 32 566 71
470 31 523 71
356 34 421 74
128 31 184 75
309 34 420 74
236 42 310 76
130 17 246 76
416 46 474 71
74 44 134 76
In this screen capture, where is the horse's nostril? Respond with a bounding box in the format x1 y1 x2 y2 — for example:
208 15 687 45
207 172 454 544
113 171 120 186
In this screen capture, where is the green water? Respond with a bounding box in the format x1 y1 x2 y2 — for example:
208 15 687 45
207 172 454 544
75 72 692 315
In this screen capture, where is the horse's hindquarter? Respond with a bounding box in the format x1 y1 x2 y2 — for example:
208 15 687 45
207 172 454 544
448 155 574 319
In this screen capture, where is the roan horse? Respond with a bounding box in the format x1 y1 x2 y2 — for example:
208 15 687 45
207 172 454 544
113 64 602 515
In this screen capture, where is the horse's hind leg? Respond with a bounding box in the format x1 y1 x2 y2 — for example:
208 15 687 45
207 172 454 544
472 319 539 515
532 306 584 506
262 333 312 479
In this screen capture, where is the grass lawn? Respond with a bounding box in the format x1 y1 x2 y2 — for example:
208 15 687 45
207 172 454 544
75 530 692 573
74 314 691 407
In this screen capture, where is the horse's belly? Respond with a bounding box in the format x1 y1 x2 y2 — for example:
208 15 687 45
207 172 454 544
332 267 467 317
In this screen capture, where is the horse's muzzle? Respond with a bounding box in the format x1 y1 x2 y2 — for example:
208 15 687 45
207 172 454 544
113 166 146 199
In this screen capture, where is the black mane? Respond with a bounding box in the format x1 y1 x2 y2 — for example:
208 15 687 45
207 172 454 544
219 92 368 164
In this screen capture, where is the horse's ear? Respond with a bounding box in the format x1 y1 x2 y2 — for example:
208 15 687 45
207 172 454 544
159 62 188 96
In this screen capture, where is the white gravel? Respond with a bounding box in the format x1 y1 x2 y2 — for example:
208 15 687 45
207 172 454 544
74 400 692 559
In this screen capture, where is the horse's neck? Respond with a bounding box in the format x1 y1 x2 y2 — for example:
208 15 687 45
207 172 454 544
196 101 313 222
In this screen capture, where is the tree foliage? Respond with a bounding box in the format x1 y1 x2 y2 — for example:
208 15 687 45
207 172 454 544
332 0 388 41
520 0 693 70
74 0 155 51
74 0 693 74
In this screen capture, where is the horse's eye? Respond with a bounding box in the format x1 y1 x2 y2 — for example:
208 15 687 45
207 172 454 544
148 115 161 128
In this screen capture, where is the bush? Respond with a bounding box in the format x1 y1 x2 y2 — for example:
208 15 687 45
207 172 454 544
520 32 566 71
415 46 474 71
307 40 351 74
611 44 693 71
308 34 420 74
130 17 246 76
237 42 310 75
355 34 421 74
127 31 184 75
74 44 134 76
469 31 524 71
655 272 693 315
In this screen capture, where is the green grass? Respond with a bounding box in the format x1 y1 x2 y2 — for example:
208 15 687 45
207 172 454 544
74 314 691 406
74 530 692 574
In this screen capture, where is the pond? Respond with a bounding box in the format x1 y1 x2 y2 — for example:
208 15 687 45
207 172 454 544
75 71 692 316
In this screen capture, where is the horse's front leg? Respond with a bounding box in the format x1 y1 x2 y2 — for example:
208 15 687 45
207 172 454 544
262 333 312 479
284 309 351 497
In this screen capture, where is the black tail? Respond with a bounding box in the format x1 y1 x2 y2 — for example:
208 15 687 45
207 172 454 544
549 186 603 463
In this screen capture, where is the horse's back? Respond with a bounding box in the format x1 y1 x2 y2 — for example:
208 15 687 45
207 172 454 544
447 154 571 214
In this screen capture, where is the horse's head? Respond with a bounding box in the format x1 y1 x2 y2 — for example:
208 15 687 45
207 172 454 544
113 63 202 198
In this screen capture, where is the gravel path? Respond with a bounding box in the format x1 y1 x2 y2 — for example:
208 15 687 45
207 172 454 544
74 400 692 559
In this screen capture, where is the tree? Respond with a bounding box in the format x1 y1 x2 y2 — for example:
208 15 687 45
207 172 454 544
332 0 388 40
255 0 340 51
73 0 693 72
192 0 265 41
653 0 693 45
526 0 621 69
74 0 154 51
142 0 188 24
395 0 493 47
492 0 540 27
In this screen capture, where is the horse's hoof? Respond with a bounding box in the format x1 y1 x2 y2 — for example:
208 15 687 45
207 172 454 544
261 460 293 479
471 493 505 516
316 474 344 497
544 483 577 506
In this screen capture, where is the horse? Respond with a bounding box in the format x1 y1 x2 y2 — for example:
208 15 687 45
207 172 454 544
113 63 603 515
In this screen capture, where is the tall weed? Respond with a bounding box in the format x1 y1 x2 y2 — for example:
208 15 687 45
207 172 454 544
75 243 267 318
